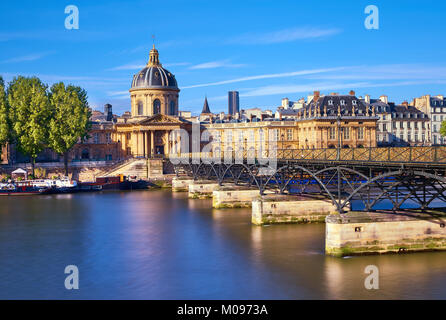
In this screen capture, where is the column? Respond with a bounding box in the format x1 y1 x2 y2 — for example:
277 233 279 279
165 131 170 156
143 131 146 158
151 130 155 156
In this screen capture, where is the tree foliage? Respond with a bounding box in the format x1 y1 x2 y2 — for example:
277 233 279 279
440 120 446 138
0 76 9 157
48 82 91 175
7 76 51 174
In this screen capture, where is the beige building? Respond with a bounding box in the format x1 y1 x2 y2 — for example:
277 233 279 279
204 92 378 153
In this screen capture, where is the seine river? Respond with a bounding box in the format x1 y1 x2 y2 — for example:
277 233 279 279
1 190 446 299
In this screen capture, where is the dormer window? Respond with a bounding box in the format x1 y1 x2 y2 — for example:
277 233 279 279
328 100 333 106
340 100 345 106
352 100 357 105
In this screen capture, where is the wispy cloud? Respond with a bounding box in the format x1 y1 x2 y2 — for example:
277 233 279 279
241 80 446 98
189 60 246 70
181 67 346 89
1 51 55 64
229 27 342 45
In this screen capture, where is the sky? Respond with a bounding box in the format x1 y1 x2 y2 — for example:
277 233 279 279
0 0 446 115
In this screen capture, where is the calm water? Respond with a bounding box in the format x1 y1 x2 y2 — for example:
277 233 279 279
1 190 446 299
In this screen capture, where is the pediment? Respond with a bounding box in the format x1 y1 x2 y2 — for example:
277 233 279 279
138 114 184 125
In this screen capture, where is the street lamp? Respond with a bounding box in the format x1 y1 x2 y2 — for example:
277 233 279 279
337 115 342 161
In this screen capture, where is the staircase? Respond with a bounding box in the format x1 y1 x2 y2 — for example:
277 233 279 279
98 158 148 178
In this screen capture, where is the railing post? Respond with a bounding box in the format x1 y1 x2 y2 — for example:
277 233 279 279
434 146 438 162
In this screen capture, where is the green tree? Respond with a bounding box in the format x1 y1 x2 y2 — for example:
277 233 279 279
48 83 91 176
0 76 9 160
7 76 51 177
440 120 446 139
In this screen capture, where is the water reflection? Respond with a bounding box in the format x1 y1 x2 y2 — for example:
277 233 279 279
0 190 445 299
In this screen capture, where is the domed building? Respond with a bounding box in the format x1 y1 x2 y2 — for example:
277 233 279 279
129 45 179 117
113 45 191 161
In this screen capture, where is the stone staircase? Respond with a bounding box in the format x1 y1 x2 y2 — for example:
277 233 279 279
98 158 148 179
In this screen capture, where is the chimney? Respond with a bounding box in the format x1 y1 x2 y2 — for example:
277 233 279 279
402 101 409 108
365 94 370 104
379 95 388 104
313 91 320 102
349 90 355 96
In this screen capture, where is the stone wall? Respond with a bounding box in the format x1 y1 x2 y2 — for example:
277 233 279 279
326 210 446 257
252 195 338 225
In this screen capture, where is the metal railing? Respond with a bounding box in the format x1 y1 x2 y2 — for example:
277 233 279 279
168 146 446 165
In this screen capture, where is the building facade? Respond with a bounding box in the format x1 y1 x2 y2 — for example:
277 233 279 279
204 91 378 153
413 94 446 145
369 98 430 147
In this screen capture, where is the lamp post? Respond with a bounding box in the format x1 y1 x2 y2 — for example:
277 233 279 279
336 115 342 161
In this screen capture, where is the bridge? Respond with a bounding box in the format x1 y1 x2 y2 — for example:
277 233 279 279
172 146 446 214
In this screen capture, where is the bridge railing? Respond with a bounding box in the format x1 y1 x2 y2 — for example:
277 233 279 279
168 146 446 164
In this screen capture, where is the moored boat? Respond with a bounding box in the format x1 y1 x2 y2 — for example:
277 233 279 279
0 182 50 196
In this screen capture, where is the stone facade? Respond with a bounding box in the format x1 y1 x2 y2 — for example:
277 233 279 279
326 211 446 257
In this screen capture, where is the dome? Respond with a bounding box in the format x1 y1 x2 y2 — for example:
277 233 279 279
130 45 178 90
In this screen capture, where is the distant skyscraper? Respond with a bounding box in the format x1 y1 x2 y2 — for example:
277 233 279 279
228 91 239 115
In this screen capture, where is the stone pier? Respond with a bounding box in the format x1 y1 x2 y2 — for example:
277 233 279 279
212 186 261 209
172 177 195 192
326 210 446 257
252 195 338 225
188 180 220 199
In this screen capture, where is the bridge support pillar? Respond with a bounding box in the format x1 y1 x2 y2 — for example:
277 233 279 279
172 177 195 192
326 210 446 257
188 180 220 199
252 195 338 225
212 186 261 209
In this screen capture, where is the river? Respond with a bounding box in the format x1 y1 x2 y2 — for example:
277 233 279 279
0 190 446 299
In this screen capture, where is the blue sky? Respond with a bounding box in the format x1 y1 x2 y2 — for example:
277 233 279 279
1 0 445 115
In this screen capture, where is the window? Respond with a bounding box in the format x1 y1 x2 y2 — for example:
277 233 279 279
169 101 176 115
106 133 112 144
343 127 350 140
434 124 437 133
399 121 403 129
137 101 143 115
393 122 397 130
286 129 293 140
93 133 99 144
226 130 233 143
382 124 387 132
153 99 161 114
357 127 364 140
329 127 336 140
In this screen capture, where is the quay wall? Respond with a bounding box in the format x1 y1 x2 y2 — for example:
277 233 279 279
326 211 446 257
252 195 338 225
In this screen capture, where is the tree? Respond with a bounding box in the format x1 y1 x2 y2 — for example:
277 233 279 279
0 76 9 160
48 83 91 176
440 120 446 140
7 76 51 177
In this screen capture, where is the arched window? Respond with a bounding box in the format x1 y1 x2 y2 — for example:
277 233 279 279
153 99 161 115
169 101 176 115
137 101 143 115
81 149 90 160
